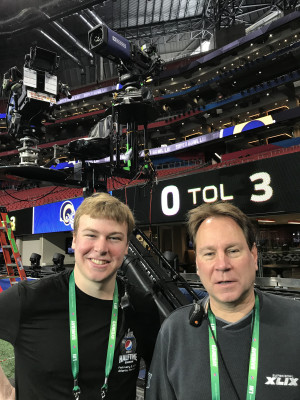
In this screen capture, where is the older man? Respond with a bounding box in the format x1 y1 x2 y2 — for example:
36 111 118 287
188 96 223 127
146 201 300 400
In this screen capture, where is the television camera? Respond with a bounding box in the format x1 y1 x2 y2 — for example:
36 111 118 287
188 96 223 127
67 22 164 193
88 22 163 87
2 46 72 167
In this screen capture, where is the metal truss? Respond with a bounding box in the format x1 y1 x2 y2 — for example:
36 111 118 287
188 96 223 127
113 0 299 42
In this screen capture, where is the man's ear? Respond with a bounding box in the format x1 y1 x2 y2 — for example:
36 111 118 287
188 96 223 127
71 232 76 249
251 243 258 271
195 256 200 274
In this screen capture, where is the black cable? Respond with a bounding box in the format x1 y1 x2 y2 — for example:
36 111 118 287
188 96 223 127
2 186 59 202
206 316 242 400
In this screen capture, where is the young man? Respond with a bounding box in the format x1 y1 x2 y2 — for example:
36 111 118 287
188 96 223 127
0 193 160 399
146 201 300 400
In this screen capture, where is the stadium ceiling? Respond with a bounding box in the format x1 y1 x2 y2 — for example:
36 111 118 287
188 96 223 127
0 0 299 83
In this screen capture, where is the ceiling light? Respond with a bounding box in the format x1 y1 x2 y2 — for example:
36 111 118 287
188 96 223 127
257 218 276 223
288 221 300 225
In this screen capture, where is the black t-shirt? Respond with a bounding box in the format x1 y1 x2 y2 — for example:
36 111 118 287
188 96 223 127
0 270 160 399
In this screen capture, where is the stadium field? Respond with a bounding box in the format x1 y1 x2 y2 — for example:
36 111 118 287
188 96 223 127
0 339 14 380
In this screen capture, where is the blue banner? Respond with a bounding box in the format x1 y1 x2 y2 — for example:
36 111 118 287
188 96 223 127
33 197 84 234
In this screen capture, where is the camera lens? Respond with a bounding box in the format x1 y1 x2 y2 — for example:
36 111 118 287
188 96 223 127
91 29 103 47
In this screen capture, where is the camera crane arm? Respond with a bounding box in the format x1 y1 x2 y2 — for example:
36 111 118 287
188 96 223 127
122 228 201 320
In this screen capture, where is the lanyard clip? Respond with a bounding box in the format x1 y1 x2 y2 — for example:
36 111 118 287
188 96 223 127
101 378 108 399
101 387 107 399
73 379 81 400
73 390 80 400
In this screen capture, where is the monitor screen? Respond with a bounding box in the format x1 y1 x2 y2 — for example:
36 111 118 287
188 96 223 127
65 237 74 255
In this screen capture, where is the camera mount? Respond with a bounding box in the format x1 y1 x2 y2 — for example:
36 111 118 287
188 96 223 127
18 136 40 166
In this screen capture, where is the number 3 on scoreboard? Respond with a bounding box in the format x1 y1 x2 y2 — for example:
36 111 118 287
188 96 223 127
250 172 273 202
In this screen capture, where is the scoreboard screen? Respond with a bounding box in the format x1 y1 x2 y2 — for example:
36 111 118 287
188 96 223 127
114 153 300 225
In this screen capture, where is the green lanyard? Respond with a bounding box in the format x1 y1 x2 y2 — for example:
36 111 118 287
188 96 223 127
69 270 119 399
207 294 260 400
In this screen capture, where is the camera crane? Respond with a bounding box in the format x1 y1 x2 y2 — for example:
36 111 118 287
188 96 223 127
0 22 164 194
